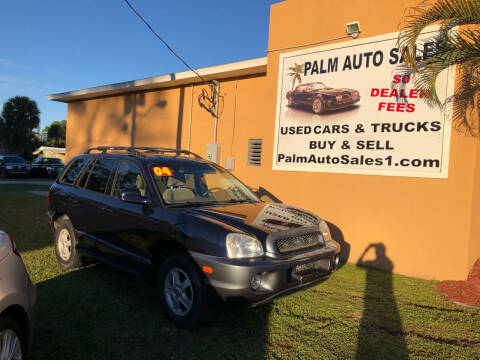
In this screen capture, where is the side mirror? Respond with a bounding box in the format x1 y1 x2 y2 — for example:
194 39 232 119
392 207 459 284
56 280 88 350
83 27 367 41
120 189 150 205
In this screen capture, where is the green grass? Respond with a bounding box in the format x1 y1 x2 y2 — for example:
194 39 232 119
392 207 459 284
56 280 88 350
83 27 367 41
0 184 51 193
0 185 479 359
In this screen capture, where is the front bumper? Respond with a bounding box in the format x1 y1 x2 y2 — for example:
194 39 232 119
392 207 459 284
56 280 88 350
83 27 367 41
190 240 340 306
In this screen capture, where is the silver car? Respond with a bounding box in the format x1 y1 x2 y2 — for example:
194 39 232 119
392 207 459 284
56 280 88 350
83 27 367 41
0 231 36 359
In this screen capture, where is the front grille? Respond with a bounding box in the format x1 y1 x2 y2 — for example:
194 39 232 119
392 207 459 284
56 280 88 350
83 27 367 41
276 232 323 254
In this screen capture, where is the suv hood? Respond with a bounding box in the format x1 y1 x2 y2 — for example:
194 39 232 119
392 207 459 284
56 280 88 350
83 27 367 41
185 202 320 238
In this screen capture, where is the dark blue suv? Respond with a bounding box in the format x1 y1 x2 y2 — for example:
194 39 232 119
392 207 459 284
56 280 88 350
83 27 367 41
47 146 340 328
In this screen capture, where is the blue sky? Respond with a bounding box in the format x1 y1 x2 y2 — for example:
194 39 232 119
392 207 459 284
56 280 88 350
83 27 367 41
0 0 278 129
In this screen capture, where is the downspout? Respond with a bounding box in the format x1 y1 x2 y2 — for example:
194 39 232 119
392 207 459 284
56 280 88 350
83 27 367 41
187 84 193 151
212 80 219 143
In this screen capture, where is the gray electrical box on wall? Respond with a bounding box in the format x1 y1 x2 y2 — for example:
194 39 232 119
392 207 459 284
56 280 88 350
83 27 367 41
225 157 235 170
206 143 221 163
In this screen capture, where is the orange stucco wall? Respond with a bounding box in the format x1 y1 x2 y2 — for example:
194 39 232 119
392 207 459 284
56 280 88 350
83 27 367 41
64 0 480 280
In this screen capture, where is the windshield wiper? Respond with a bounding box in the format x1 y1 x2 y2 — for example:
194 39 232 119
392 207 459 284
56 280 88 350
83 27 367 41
217 199 259 204
166 201 216 208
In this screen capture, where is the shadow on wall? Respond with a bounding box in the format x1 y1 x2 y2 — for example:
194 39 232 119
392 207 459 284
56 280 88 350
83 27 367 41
355 243 409 359
124 93 145 147
325 220 350 267
31 264 272 359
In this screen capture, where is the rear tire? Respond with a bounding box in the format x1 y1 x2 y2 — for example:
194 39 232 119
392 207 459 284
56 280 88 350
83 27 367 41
54 217 81 269
157 253 210 328
287 96 295 107
0 315 25 359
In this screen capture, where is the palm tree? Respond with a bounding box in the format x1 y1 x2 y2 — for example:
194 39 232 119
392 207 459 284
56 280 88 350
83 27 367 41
286 63 305 90
398 0 480 136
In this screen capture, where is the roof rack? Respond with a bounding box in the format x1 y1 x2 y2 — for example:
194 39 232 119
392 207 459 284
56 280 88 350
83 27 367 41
84 146 202 159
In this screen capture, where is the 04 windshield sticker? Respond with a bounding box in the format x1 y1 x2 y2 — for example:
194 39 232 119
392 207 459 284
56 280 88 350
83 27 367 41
152 166 173 177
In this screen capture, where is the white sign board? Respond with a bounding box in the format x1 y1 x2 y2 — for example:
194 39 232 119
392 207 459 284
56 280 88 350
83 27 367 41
273 28 454 178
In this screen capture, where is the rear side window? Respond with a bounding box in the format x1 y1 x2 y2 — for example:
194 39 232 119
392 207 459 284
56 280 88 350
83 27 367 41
84 159 116 194
61 158 88 185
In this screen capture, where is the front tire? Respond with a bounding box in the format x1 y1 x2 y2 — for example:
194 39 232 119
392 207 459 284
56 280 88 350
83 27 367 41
0 315 25 360
54 217 81 269
312 97 325 114
157 253 210 328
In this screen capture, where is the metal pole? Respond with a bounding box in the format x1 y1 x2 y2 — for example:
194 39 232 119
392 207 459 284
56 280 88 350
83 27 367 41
212 80 219 143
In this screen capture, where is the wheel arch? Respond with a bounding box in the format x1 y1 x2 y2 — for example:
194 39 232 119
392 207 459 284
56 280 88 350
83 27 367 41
1 304 31 354
149 240 210 287
52 213 71 230
149 241 191 279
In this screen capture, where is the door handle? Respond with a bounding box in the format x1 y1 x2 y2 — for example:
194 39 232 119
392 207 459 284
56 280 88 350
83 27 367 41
68 197 79 205
100 206 113 214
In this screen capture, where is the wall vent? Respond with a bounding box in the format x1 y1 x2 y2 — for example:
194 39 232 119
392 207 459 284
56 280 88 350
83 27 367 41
247 139 262 166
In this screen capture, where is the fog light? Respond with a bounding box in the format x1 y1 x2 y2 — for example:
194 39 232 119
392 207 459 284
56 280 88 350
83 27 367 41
250 273 262 290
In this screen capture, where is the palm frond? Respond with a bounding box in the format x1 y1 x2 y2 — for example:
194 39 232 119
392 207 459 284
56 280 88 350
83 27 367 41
398 0 480 69
442 60 480 135
408 28 480 105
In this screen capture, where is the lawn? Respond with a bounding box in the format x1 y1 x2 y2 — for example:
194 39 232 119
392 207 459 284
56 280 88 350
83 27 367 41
0 184 479 359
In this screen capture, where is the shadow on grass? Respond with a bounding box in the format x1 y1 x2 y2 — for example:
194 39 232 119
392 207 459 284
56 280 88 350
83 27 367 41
356 243 408 360
0 184 51 193
0 190 52 253
31 264 271 360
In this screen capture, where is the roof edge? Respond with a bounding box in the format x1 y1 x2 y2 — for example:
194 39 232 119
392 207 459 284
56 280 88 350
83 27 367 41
47 57 267 103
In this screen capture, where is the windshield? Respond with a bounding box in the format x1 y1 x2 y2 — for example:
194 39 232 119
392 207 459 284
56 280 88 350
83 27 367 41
150 161 260 206
3 156 25 163
310 82 327 90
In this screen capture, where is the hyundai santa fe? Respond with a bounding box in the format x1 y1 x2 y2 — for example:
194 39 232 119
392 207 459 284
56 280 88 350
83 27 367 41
46 146 340 328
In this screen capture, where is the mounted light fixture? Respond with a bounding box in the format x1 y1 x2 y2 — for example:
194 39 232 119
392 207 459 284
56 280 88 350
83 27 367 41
346 21 361 39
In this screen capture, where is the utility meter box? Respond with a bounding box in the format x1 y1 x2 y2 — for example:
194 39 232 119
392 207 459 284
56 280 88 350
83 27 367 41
206 143 221 163
225 157 235 170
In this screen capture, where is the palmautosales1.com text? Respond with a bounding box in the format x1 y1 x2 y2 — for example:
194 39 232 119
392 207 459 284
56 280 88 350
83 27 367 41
277 153 440 168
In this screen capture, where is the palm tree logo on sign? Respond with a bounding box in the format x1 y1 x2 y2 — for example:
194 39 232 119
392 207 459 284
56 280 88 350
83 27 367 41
286 63 304 90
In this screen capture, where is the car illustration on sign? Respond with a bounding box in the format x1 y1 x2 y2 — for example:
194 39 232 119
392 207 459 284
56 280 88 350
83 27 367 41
286 82 360 114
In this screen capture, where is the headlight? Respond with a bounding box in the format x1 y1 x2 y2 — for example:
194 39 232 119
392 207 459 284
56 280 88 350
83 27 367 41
319 219 332 242
6 165 12 169
336 95 342 102
226 233 264 258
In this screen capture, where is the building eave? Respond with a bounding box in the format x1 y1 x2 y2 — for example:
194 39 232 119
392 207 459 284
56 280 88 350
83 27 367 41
47 57 267 103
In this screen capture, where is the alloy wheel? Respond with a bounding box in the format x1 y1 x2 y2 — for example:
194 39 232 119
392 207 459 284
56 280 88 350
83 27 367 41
57 228 72 261
312 98 323 113
0 329 22 360
164 268 194 316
